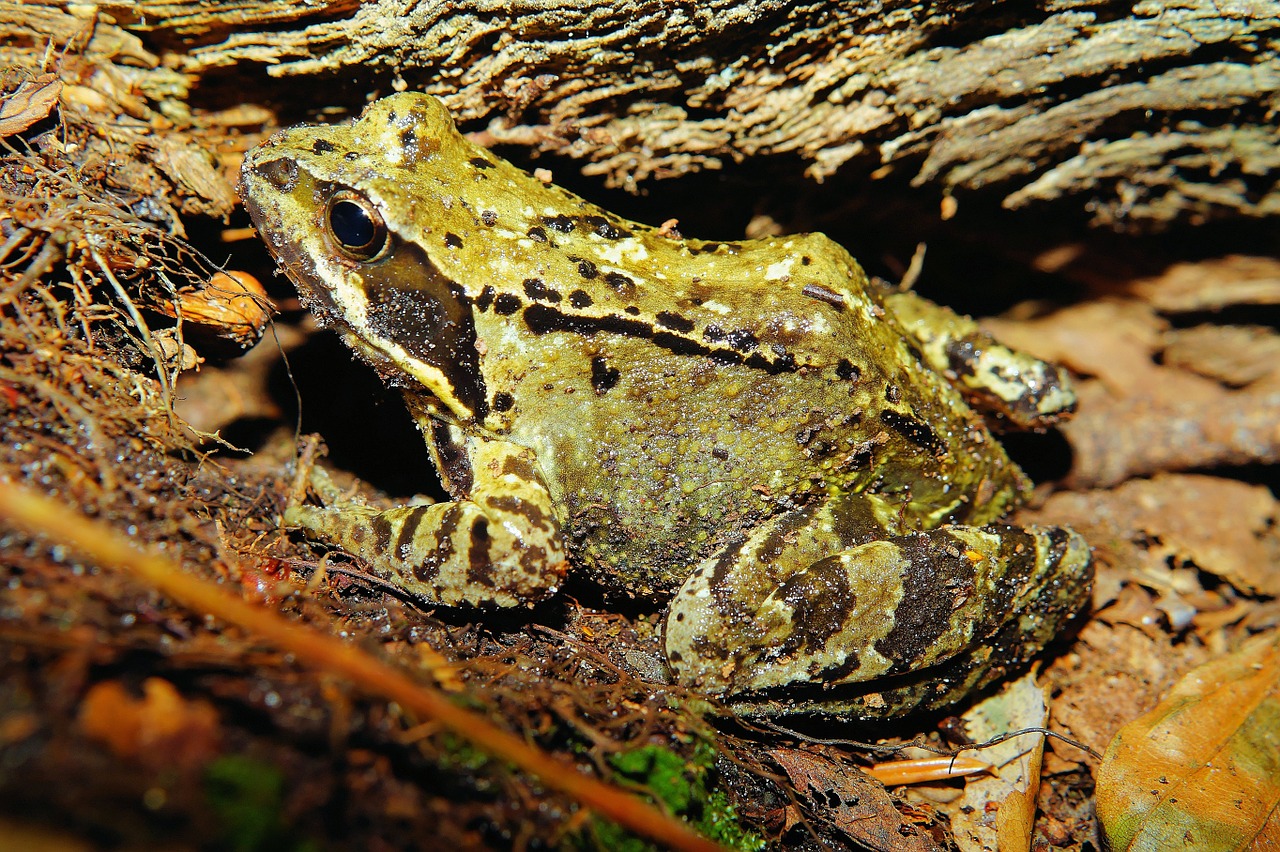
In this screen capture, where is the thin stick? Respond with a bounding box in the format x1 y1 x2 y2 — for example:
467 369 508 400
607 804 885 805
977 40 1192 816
0 482 724 852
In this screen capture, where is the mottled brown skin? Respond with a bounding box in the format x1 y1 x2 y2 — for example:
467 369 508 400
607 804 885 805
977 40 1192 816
240 93 1093 718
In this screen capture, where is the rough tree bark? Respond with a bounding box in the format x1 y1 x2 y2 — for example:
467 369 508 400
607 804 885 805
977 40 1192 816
71 0 1280 229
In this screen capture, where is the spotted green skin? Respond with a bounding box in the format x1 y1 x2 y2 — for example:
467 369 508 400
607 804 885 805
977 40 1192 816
240 93 1092 718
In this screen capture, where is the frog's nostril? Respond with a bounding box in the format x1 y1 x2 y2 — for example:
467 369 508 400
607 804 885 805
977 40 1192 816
259 156 299 192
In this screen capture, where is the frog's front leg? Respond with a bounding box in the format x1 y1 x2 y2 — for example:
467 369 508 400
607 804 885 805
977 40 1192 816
665 507 1091 706
286 431 567 608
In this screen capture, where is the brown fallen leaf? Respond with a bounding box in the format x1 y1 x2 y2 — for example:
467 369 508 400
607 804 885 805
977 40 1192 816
1128 255 1280 312
158 270 273 350
78 677 222 771
1032 474 1280 599
984 259 1280 487
150 135 240 216
1062 375 1280 489
769 747 944 852
0 74 62 138
1162 325 1280 388
1041 614 1215 778
173 320 304 434
984 299 1167 396
1095 631 1280 851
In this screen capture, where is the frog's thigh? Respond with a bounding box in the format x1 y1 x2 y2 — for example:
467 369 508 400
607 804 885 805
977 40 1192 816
665 521 1091 696
286 439 567 608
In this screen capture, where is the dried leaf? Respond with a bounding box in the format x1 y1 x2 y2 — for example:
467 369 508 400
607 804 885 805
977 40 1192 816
78 677 221 771
984 300 1166 395
1129 256 1280 313
160 270 272 349
987 291 1280 487
769 747 943 852
150 136 239 216
1062 369 1280 488
1162 325 1280 388
1042 615 1214 777
0 74 62 138
1035 474 1280 598
948 673 1049 852
1096 631 1280 851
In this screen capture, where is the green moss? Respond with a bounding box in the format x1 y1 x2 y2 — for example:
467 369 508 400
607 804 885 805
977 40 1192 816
574 741 765 851
436 729 500 774
203 755 320 852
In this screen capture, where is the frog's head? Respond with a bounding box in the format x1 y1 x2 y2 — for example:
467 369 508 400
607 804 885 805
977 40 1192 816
238 93 494 425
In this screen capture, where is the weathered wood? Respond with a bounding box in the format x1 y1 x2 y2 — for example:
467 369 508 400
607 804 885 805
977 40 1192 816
86 0 1280 228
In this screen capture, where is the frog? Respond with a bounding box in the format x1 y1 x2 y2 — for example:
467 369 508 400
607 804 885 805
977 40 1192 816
239 92 1092 719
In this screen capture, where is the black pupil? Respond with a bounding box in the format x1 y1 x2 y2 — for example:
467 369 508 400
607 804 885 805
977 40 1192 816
330 199 376 250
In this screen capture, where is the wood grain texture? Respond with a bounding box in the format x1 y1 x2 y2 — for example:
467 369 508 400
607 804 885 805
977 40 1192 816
31 0 1280 226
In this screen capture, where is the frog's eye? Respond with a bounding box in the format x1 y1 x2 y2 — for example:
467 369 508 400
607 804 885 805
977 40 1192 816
326 191 390 261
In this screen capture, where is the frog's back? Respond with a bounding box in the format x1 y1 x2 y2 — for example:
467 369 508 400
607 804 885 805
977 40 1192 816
491 312 1027 596
467 225 1030 594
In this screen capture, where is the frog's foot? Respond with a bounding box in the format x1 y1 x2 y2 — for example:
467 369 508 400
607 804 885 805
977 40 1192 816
285 439 568 608
883 289 1077 429
664 522 1092 704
